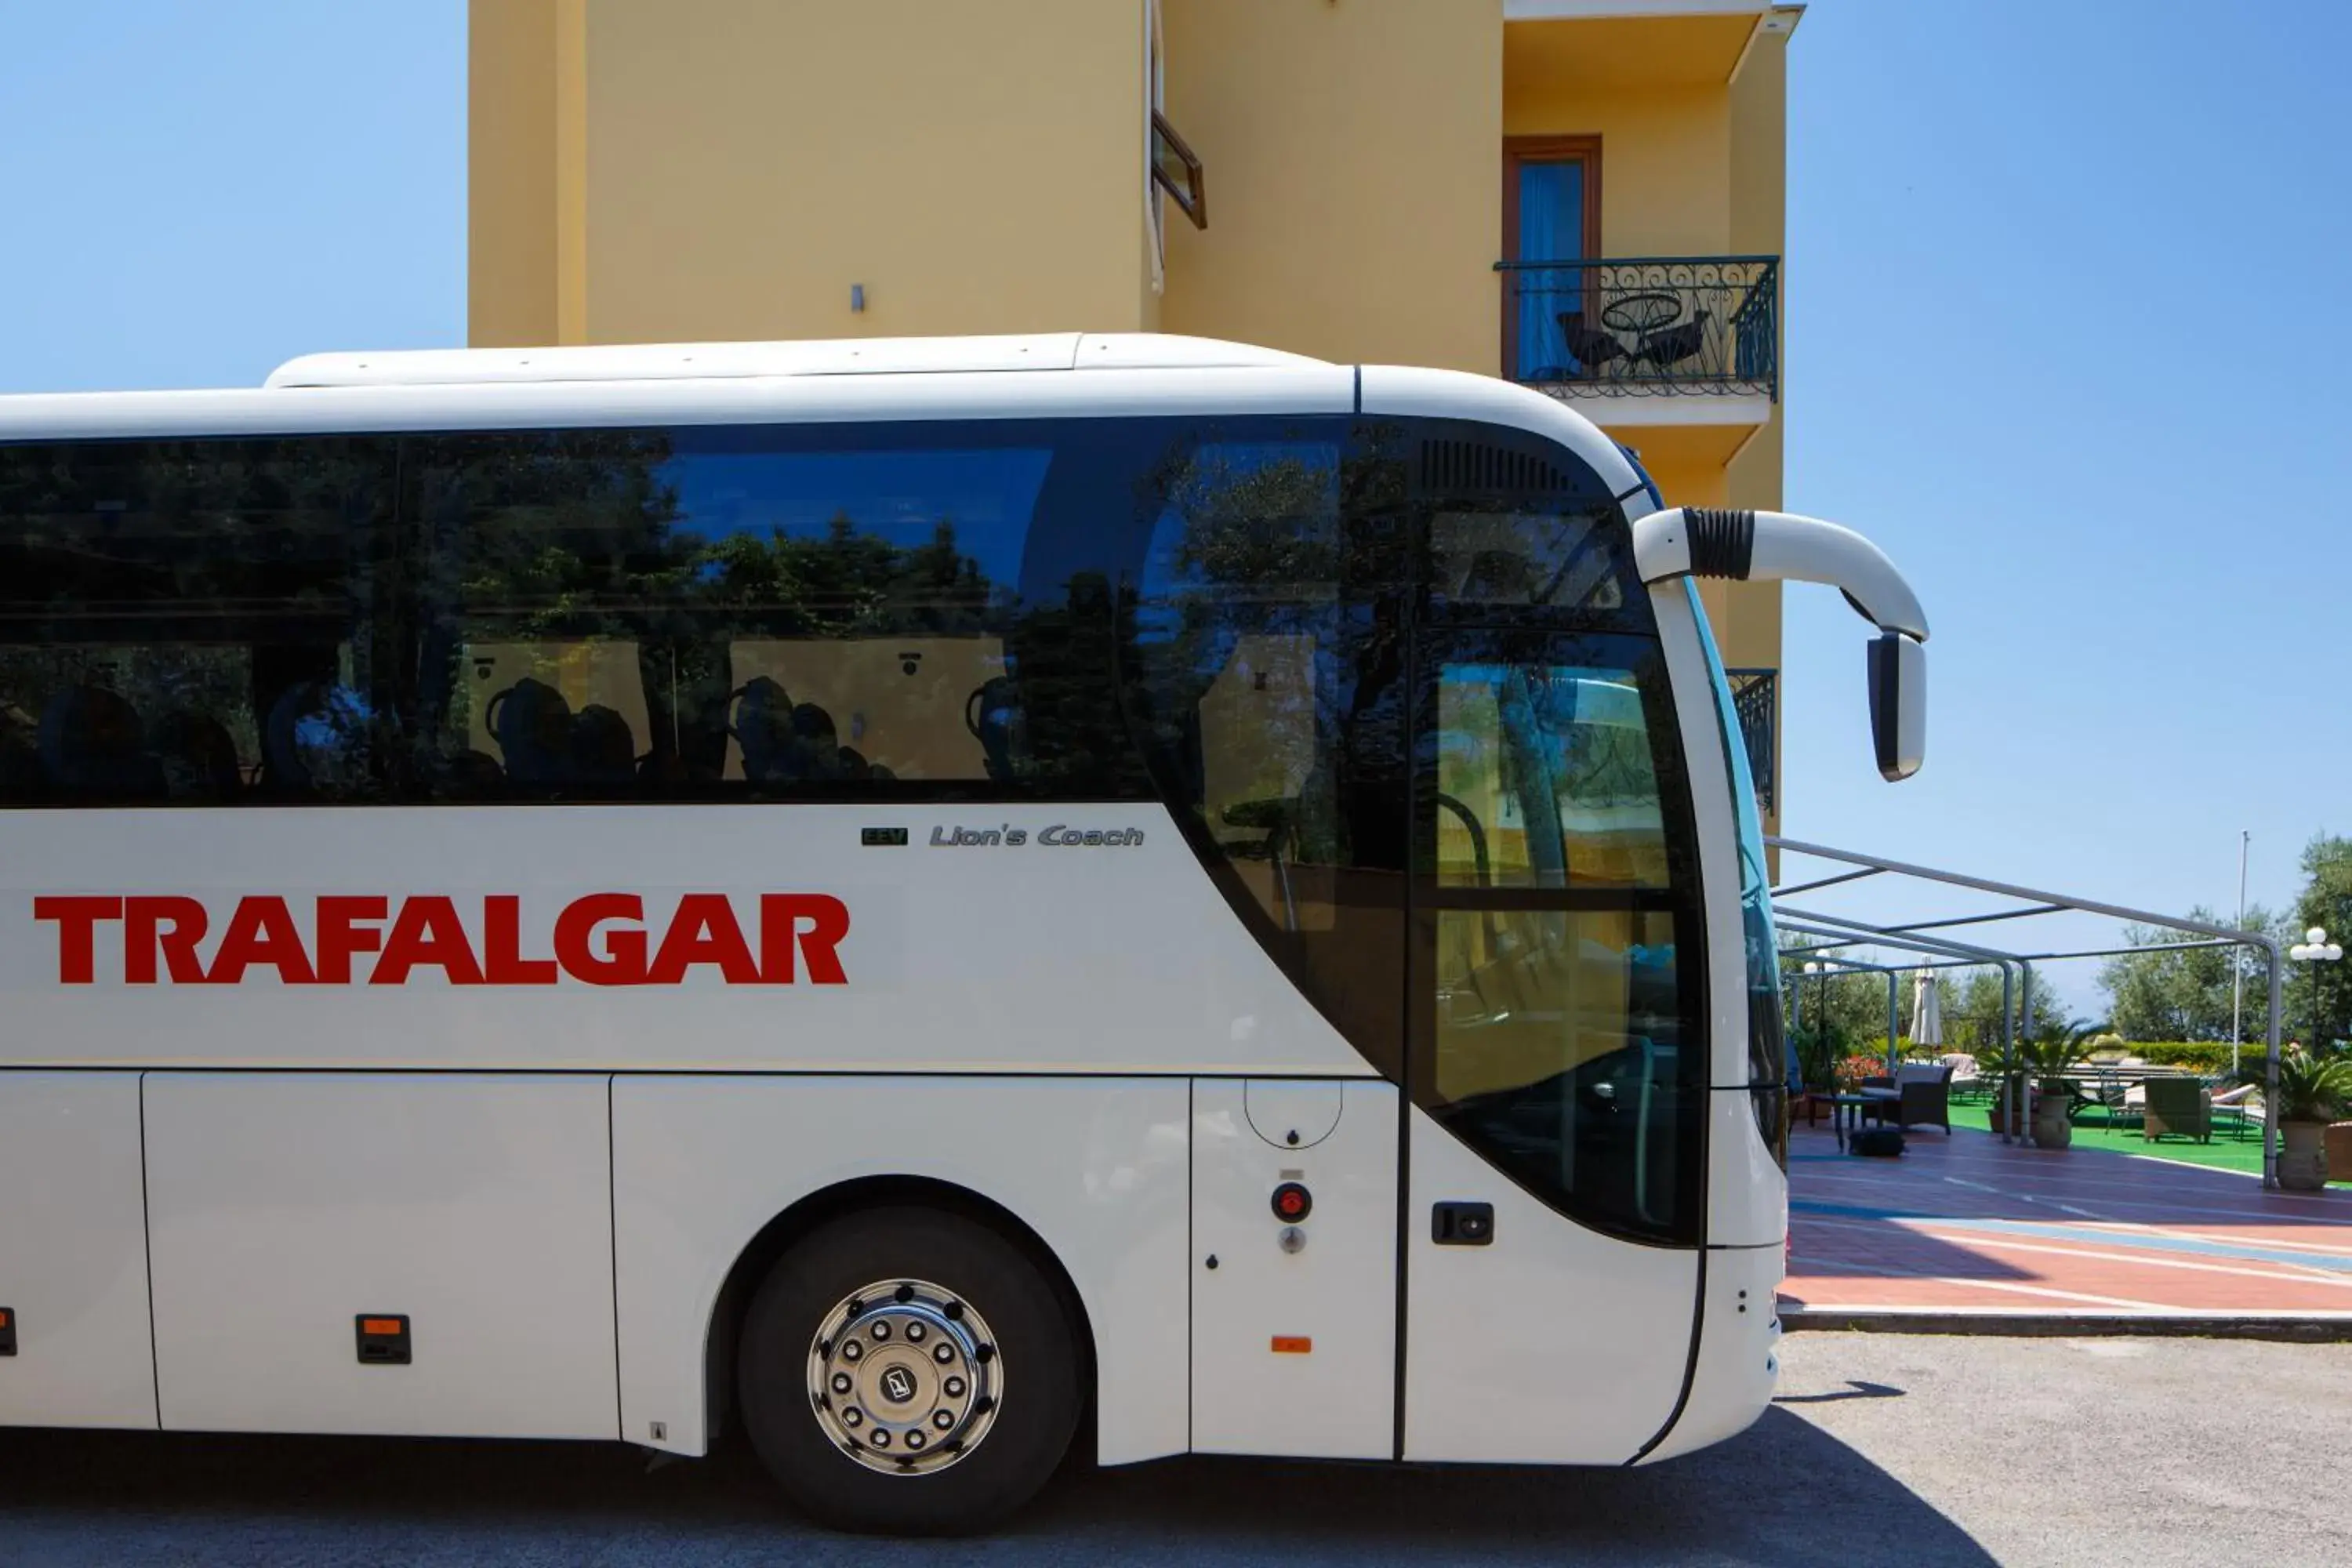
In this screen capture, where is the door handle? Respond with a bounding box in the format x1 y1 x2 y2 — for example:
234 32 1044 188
1431 1201 1494 1246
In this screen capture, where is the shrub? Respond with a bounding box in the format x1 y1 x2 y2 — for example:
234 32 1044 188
2131 1042 2238 1073
1835 1053 1885 1091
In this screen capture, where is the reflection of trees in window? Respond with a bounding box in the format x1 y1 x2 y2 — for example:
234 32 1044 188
1132 440 1348 877
1120 423 1406 1077
0 437 389 802
1501 672 1661 813
413 431 1095 794
412 431 671 788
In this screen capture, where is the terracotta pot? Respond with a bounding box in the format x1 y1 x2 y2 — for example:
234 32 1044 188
2031 1091 2073 1149
2325 1122 2352 1181
2279 1121 2330 1192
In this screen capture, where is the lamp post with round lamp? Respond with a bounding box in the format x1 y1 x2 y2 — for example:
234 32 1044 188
1802 960 1829 1049
2281 927 2342 1189
2288 927 2342 1053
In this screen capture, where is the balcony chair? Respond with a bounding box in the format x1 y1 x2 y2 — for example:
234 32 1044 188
1635 310 1711 371
1555 312 1627 376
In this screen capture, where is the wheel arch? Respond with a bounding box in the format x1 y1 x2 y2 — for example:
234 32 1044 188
699 1174 1101 1457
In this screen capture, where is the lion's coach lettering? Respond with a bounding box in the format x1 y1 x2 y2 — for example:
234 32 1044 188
30 892 851 987
927 824 1145 849
1040 826 1145 847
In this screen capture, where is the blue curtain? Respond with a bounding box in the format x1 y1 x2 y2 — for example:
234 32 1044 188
1515 162 1583 378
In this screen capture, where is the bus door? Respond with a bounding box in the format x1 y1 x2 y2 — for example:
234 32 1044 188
1400 626 1704 1464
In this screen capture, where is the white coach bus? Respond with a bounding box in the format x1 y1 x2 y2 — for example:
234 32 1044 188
0 334 1926 1534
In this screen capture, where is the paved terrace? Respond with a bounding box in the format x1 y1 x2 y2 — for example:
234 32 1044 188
1781 1123 2352 1325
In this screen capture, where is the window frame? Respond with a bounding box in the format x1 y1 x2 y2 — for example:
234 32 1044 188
1501 134 1604 382
1150 110 1207 231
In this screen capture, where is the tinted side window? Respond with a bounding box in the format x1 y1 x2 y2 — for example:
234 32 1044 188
1122 421 1410 1077
401 424 1140 801
0 437 394 805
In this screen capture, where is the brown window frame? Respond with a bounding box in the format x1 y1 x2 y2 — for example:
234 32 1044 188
1501 136 1603 380
1152 110 1207 230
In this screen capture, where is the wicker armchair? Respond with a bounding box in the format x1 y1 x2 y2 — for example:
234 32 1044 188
1861 1064 1954 1134
2142 1077 2212 1143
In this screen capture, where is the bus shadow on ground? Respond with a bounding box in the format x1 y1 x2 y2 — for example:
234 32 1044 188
0 1409 1992 1566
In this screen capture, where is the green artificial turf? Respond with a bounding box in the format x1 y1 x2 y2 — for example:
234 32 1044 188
1945 1101 2313 1180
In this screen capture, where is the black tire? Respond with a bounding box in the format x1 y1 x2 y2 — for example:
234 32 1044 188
737 1206 1083 1535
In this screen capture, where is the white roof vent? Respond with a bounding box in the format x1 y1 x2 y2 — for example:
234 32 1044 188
264 332 1324 390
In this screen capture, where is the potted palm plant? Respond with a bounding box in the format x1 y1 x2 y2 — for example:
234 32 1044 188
2238 1049 2351 1191
1990 1020 2103 1149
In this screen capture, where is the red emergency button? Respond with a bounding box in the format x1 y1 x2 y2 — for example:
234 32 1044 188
1271 1181 1312 1223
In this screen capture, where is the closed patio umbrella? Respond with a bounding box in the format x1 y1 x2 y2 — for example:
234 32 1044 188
1911 969 1944 1051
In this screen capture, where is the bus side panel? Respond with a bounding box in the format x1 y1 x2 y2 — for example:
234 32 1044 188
1636 1241 1783 1464
0 1072 157 1429
611 1075 1191 1462
143 1073 618 1439
0 806 1370 1080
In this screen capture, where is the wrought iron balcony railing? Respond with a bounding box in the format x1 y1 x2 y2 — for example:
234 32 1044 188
1726 666 1777 815
1497 255 1779 400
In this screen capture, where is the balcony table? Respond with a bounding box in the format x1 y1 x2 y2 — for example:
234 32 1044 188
1600 290 1682 335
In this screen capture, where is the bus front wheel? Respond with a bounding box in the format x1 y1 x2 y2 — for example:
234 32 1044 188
737 1206 1082 1535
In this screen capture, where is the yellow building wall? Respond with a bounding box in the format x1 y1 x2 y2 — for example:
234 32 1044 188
470 0 1160 348
468 0 560 348
1158 0 1502 374
586 0 1153 345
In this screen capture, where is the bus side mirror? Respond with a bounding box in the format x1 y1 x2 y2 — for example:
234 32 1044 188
1867 633 1926 782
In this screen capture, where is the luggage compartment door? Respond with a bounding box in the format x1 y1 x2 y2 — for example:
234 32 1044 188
143 1073 617 1438
1190 1077 1396 1459
0 1072 157 1428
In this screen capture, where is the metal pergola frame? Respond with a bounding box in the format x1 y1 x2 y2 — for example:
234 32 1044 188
1767 837 2289 1189
1777 914 2025 1140
1782 949 1904 1071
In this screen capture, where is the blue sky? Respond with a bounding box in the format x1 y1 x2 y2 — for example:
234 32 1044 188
1778 2 2352 1007
2 2 2345 1012
0 1 463 389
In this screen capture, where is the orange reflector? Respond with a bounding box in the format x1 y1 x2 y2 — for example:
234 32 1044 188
360 1318 404 1336
1270 1335 1312 1355
0 1310 10 1327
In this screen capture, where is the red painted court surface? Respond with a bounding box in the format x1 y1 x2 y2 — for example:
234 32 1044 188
1781 1123 2352 1320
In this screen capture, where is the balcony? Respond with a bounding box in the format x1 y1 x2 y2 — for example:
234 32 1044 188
1497 256 1779 408
1726 666 1777 815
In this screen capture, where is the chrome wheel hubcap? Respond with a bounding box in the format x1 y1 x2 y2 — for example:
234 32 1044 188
808 1278 1000 1475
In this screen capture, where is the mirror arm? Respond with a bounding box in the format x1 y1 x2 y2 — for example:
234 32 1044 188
1629 507 1929 643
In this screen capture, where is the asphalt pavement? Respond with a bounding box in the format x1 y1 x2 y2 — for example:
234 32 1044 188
1 1334 2343 1566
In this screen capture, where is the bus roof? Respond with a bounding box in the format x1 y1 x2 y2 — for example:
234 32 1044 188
0 333 1648 508
263 333 1323 388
